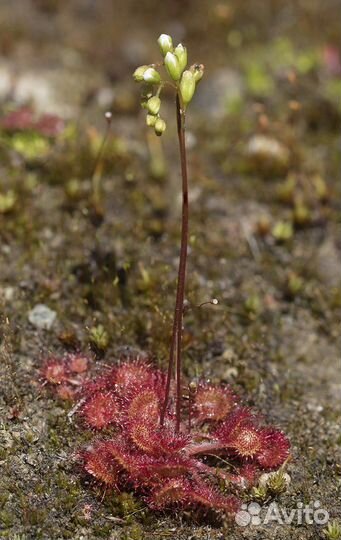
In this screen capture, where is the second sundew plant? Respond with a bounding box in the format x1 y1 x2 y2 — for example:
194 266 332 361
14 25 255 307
42 34 290 519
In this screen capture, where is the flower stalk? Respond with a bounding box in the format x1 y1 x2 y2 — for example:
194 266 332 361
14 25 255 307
91 111 112 218
133 34 204 432
160 92 189 432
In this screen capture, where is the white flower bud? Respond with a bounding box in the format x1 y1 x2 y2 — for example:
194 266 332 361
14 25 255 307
146 114 157 127
154 117 166 136
133 65 149 82
174 44 187 73
147 96 161 115
180 70 196 106
164 52 182 81
143 67 161 84
157 34 173 56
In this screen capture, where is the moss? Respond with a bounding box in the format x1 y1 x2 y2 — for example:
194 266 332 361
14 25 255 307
0 190 17 214
0 493 9 509
324 521 341 540
244 293 262 316
9 132 50 159
0 509 14 527
122 524 145 540
92 523 113 537
0 447 9 460
89 324 110 352
272 221 294 242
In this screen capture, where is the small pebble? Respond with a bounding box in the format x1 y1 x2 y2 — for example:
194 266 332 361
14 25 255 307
246 134 290 174
28 304 57 330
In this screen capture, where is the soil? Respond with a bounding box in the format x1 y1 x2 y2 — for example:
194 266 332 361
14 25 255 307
0 1 340 539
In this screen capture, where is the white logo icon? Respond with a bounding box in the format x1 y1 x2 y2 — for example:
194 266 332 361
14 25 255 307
235 503 261 527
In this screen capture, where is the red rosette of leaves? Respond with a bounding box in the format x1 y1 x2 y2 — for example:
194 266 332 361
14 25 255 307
41 355 291 518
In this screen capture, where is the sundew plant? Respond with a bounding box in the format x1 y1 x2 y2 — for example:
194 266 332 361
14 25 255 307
42 34 290 519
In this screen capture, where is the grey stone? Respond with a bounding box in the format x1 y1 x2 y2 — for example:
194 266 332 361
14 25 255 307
28 304 57 330
316 239 341 287
193 68 244 120
246 134 290 173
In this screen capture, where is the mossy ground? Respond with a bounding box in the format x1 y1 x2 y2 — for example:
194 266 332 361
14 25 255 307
0 1 340 539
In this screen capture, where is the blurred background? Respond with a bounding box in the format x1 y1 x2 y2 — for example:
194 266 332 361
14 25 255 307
0 0 340 121
1 0 340 196
0 2 340 538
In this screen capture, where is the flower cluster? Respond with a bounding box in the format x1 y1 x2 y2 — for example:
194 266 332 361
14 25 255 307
133 34 204 136
42 353 290 517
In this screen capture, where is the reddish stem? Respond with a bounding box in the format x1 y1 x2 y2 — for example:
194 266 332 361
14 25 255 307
188 391 192 434
91 113 112 215
160 93 189 433
194 461 234 483
186 441 230 457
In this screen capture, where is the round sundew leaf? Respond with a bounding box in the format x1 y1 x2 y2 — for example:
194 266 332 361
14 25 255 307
126 388 161 423
229 425 263 458
56 384 75 401
67 354 89 374
214 407 256 442
256 428 290 469
83 442 120 486
127 419 188 457
193 384 236 422
188 480 240 514
81 390 121 429
112 360 154 391
148 477 191 509
42 358 68 384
